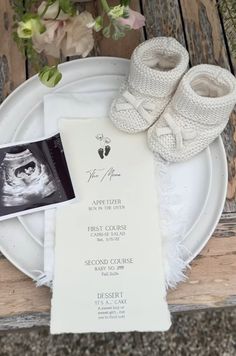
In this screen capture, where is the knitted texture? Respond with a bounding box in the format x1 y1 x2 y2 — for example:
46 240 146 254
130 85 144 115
110 37 189 133
148 64 236 162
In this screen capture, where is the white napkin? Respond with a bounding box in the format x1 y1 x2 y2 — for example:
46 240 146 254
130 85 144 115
40 91 189 289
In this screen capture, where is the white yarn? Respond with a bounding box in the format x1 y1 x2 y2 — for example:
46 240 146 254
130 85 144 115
148 64 236 162
33 271 52 288
34 209 55 287
110 37 189 133
157 159 190 288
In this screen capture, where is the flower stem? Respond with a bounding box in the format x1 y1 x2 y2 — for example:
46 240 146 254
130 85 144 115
101 0 110 13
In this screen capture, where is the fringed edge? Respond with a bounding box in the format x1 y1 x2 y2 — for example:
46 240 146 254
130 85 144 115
32 270 53 288
33 209 56 288
157 158 191 289
33 158 191 290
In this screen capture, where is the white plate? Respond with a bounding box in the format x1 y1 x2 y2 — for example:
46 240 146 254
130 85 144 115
0 57 227 279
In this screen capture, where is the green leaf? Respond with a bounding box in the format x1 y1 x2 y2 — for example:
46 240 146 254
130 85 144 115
59 0 76 16
39 66 62 88
94 16 103 32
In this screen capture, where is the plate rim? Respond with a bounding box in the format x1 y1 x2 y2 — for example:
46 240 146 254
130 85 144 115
0 57 129 112
184 136 228 263
0 57 228 280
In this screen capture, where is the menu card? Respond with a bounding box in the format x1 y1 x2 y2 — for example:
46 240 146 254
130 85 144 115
50 118 171 333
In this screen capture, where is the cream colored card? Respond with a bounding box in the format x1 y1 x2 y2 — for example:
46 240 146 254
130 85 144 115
51 118 171 333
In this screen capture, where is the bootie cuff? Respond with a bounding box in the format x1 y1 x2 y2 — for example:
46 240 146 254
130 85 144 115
171 64 236 125
128 37 189 97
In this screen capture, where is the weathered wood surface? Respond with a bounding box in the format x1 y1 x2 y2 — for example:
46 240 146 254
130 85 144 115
0 0 26 103
95 0 143 58
142 0 186 45
0 0 236 329
0 213 236 330
143 0 236 213
219 1 236 73
179 0 236 213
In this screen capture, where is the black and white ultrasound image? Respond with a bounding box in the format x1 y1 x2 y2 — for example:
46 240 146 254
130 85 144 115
0 133 75 220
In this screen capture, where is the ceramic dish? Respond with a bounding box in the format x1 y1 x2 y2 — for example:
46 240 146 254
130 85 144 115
0 57 227 278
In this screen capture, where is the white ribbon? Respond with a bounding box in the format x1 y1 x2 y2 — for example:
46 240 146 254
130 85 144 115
115 90 156 125
156 113 196 150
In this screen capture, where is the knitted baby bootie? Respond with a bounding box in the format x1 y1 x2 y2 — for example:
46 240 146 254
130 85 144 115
148 64 236 162
110 37 189 133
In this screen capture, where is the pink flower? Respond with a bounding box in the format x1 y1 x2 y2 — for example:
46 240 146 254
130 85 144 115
32 12 94 58
32 20 66 58
61 12 94 57
118 7 145 30
38 1 70 21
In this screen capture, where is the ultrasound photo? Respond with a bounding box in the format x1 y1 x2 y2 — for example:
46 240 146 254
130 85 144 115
0 133 75 220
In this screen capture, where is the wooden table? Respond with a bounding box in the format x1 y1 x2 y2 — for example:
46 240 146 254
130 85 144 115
0 0 236 330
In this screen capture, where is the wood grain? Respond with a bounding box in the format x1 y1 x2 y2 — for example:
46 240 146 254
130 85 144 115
0 213 236 329
179 0 236 213
0 1 24 260
180 0 230 67
0 0 26 103
143 0 236 212
1 0 236 330
95 0 143 58
0 313 50 331
218 1 236 73
142 0 186 45
168 238 236 308
26 0 96 75
0 259 50 319
26 1 62 77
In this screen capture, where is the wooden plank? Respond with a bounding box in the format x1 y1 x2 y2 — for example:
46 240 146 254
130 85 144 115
142 0 186 45
143 0 236 212
95 0 143 58
1 0 236 330
180 0 230 67
168 215 236 311
0 1 26 276
26 1 62 77
27 0 141 74
0 313 50 331
214 212 236 237
0 0 26 103
1 213 236 329
25 0 96 75
168 238 236 309
27 0 143 74
218 1 236 73
0 259 50 318
178 0 236 213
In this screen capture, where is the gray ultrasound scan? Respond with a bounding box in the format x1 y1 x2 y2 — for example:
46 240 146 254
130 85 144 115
0 133 75 220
